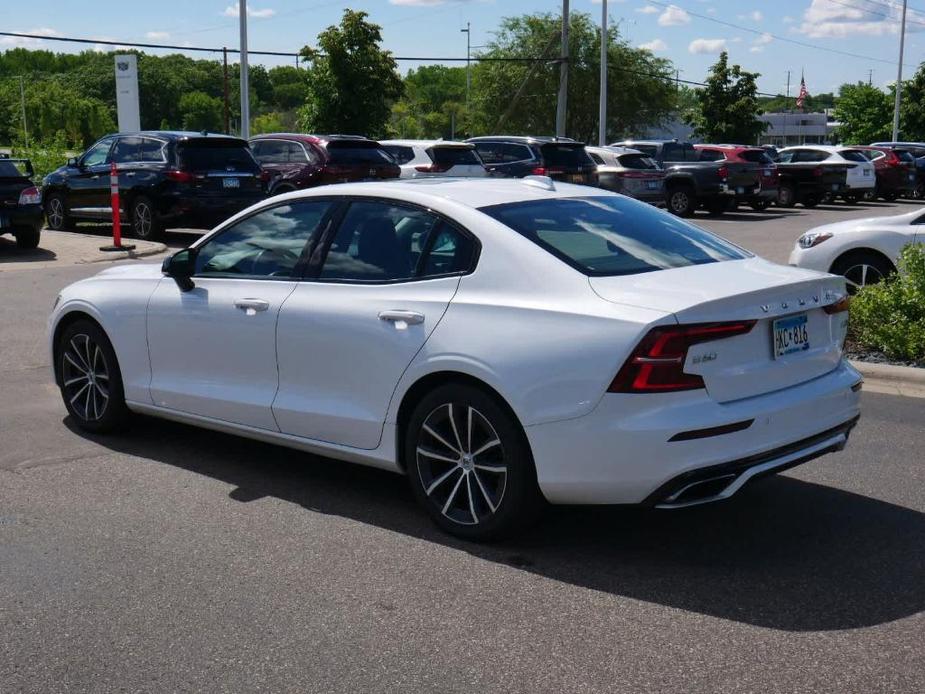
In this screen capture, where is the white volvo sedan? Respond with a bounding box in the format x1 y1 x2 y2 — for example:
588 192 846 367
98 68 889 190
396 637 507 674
49 178 862 539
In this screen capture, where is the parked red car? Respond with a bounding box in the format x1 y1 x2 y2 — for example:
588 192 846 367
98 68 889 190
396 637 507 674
249 134 400 194
693 144 779 210
854 146 917 201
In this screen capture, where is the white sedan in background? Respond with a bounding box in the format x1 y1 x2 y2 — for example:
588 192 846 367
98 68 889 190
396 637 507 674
379 139 488 178
49 178 861 540
790 208 925 291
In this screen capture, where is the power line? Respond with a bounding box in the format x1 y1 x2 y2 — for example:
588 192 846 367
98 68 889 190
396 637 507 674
825 0 925 29
642 0 919 69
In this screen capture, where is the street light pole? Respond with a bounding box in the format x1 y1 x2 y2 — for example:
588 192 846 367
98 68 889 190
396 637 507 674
239 0 250 138
892 0 908 141
599 0 607 146
556 0 569 138
19 75 28 147
461 22 471 133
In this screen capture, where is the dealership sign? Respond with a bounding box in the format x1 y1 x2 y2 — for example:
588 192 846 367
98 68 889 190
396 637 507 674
114 54 140 132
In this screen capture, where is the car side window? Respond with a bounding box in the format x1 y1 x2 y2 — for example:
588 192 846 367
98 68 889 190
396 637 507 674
503 144 533 162
382 145 415 165
421 223 475 277
288 142 310 164
319 201 441 282
81 138 115 167
193 201 331 279
253 140 289 164
777 150 794 163
698 149 724 162
589 152 605 165
139 138 166 162
111 137 141 164
474 143 503 164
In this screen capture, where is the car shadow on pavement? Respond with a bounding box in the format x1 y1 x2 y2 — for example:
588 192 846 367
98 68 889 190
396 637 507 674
66 414 925 634
0 237 57 263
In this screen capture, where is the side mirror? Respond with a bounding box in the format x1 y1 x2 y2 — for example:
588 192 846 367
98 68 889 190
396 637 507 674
162 249 196 292
67 157 79 168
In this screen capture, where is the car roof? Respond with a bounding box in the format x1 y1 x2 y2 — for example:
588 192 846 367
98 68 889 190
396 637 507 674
379 139 475 149
467 135 582 145
249 133 381 146
693 144 763 151
277 177 614 209
586 145 644 156
115 131 245 142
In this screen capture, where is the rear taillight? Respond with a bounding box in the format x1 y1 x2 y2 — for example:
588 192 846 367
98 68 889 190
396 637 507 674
812 167 823 177
532 166 564 176
823 296 851 314
717 165 728 179
165 169 195 183
324 165 352 176
259 170 271 183
608 321 757 393
18 186 41 205
415 163 452 173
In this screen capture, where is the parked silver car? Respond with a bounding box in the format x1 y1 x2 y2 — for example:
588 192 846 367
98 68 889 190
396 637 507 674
586 146 665 205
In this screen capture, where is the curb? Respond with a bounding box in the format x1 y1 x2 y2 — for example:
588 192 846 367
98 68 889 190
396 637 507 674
850 360 925 399
82 241 167 264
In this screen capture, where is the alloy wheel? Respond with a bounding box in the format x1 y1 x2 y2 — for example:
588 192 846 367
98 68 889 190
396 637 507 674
670 191 689 214
61 333 110 422
134 202 152 238
416 403 507 526
47 197 64 228
842 263 884 294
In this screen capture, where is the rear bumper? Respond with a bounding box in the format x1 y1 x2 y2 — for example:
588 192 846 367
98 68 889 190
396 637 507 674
525 360 862 505
157 192 266 228
1 203 43 231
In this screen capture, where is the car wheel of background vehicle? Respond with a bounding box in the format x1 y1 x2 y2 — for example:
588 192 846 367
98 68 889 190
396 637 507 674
13 226 41 249
831 251 895 295
667 185 696 217
404 383 543 541
914 182 925 199
45 193 70 231
130 196 163 241
57 319 129 433
777 184 796 208
843 194 859 205
882 191 898 202
271 184 296 196
802 194 820 208
750 200 771 211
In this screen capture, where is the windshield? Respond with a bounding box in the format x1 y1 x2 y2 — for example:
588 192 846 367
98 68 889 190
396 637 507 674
178 140 259 171
480 196 749 277
429 146 481 166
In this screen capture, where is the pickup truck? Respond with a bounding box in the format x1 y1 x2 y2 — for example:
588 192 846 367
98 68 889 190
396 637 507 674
772 159 850 208
0 156 42 249
611 140 761 217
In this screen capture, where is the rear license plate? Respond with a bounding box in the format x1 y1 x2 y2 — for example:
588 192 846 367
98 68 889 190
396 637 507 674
773 313 810 359
646 180 660 190
223 177 240 189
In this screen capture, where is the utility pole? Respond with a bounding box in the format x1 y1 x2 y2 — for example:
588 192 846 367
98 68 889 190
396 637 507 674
222 48 230 134
599 0 607 146
892 0 908 141
867 69 873 86
461 22 471 126
783 70 791 147
239 0 250 138
556 0 569 138
18 75 28 147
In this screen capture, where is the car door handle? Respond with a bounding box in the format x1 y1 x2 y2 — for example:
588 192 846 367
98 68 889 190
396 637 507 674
234 298 270 315
379 310 425 325
91 175 100 180
125 172 135 177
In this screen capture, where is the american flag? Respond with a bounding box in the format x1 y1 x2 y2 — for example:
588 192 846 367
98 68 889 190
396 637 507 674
796 73 808 109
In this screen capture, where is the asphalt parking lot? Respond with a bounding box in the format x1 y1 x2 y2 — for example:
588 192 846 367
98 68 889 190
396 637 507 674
1 201 923 692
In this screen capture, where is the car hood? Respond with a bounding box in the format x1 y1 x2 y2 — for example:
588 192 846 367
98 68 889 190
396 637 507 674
93 262 165 280
808 210 921 236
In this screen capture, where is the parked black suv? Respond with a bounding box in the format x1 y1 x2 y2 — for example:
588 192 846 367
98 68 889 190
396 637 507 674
0 156 43 249
42 131 268 240
467 136 598 185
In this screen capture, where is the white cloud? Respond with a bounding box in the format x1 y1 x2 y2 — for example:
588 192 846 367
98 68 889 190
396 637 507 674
222 4 276 18
636 6 659 14
797 0 924 38
145 31 170 40
737 10 763 22
638 38 668 51
658 4 691 26
782 15 794 24
688 37 727 54
0 27 61 47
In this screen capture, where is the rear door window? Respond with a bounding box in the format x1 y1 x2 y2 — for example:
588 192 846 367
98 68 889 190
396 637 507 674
179 140 259 172
739 149 773 164
617 153 658 170
139 138 166 162
111 137 141 163
589 152 605 165
326 142 395 166
661 143 686 162
381 145 416 165
473 143 504 164
839 150 869 163
697 149 724 162
502 144 534 162
420 223 475 277
252 140 288 164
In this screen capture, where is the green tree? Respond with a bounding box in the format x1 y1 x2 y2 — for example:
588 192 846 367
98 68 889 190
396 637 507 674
758 92 836 113
298 10 404 136
833 83 892 144
899 62 925 141
178 91 224 132
686 51 766 144
389 65 468 138
470 12 676 141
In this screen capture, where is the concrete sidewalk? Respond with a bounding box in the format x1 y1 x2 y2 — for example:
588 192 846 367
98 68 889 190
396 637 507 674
851 361 925 399
0 229 167 272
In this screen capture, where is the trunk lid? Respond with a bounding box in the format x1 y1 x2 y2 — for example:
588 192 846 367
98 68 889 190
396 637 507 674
725 162 761 191
176 138 264 196
0 159 33 207
590 257 849 402
322 140 400 183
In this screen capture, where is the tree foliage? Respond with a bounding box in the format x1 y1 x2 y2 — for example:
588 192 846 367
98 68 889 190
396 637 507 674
686 52 766 144
389 65 467 139
899 62 925 141
833 83 892 144
178 91 223 132
758 92 836 114
298 10 404 137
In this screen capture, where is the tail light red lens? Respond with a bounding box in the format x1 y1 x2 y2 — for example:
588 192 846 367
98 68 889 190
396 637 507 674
717 165 728 179
531 166 547 175
608 321 757 393
165 169 195 183
18 186 41 205
812 167 823 177
823 296 851 314
259 169 272 183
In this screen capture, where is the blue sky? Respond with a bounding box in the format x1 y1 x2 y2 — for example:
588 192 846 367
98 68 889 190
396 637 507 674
1 1 921 96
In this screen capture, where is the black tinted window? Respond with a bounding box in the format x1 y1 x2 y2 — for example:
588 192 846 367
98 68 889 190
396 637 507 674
194 201 330 278
502 144 533 162
0 160 28 177
589 152 605 165
541 144 593 167
739 149 773 164
617 153 658 170
320 201 441 281
139 138 166 162
326 143 394 165
429 147 480 166
895 150 915 162
473 143 503 164
421 224 475 276
481 196 748 277
382 145 416 165
253 140 289 164
628 144 658 157
661 143 688 162
111 137 140 163
697 149 724 162
179 140 259 171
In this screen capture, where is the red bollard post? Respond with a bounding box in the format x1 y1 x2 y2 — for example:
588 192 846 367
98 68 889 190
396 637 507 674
99 162 135 252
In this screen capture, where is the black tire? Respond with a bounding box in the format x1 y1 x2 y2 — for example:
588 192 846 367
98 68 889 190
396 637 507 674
56 319 129 433
14 226 41 249
44 193 71 231
842 194 859 205
777 183 796 208
404 383 543 541
830 251 895 295
914 181 925 200
802 194 820 208
130 195 163 241
750 199 771 211
667 184 696 217
882 191 898 202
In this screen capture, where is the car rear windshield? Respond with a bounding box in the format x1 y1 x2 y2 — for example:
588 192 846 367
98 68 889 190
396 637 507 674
617 153 658 170
429 146 481 166
480 196 749 277
895 150 916 162
326 141 395 165
840 150 870 163
540 144 594 168
739 149 774 164
0 160 30 177
178 139 259 171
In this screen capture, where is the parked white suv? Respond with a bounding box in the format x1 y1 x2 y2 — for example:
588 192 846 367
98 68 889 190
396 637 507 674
380 140 488 179
778 145 876 203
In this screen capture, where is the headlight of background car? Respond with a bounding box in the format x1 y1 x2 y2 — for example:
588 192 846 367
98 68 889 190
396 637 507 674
798 231 833 249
